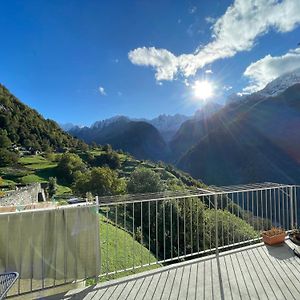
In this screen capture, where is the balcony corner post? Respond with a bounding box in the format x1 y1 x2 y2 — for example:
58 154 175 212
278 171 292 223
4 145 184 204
214 194 219 257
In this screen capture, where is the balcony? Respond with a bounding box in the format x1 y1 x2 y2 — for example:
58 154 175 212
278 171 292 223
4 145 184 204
0 183 299 299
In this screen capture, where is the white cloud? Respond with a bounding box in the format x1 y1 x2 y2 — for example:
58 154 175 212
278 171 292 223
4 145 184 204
189 6 197 14
223 85 233 91
243 47 300 93
98 86 106 96
205 69 213 74
205 16 216 24
129 0 300 81
117 91 122 96
128 47 178 81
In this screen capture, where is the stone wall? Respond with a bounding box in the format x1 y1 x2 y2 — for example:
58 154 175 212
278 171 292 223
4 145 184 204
0 183 46 207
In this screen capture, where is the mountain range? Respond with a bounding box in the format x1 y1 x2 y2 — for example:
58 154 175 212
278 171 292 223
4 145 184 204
61 113 191 143
177 69 300 185
66 68 300 185
65 102 222 162
4 66 300 186
69 116 170 161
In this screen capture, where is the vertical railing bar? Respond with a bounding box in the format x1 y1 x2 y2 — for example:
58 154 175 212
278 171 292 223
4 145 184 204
287 187 291 230
124 203 127 272
265 189 268 229
209 195 212 251
214 194 219 258
132 202 135 270
221 195 224 246
64 210 67 285
260 189 263 231
294 186 298 228
75 209 79 284
242 192 245 242
177 198 180 259
285 187 288 230
53 208 58 287
163 201 166 263
184 198 186 257
42 211 46 289
170 201 173 260
190 198 193 255
226 193 229 246
155 201 158 264
277 188 281 228
106 209 109 277
273 188 276 226
5 215 9 275
203 196 206 253
290 186 294 230
148 201 151 266
197 197 199 253
17 214 22 294
141 202 143 268
237 192 240 243
232 193 235 244
251 191 254 242
115 205 118 275
269 189 273 226
256 190 258 234
282 188 286 230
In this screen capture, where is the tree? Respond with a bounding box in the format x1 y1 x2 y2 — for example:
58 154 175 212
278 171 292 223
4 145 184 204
0 177 4 197
56 153 86 184
92 152 121 169
73 167 125 196
0 149 18 167
48 177 57 198
0 130 11 148
127 167 163 194
103 144 112 152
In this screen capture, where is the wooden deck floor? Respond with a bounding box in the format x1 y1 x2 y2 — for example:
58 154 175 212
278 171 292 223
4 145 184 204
50 241 300 300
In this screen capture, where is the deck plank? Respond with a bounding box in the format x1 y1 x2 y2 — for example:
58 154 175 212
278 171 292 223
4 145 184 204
159 268 177 300
150 269 170 299
186 262 198 300
168 267 184 300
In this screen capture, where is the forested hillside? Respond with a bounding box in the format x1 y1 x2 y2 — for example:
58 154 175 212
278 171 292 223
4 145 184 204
0 84 85 152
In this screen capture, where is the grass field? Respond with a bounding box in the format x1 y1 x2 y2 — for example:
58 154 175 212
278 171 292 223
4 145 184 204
87 214 159 284
0 154 71 196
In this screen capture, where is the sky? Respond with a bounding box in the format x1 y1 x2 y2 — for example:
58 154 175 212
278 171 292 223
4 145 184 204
1 0 300 126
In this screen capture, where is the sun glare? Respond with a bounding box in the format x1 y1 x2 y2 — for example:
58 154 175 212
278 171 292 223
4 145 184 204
192 80 214 100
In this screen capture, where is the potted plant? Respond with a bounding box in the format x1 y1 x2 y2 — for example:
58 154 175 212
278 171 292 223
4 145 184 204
289 229 300 246
262 227 286 245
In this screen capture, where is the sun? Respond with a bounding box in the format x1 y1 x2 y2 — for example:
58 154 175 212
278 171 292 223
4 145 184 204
192 80 214 100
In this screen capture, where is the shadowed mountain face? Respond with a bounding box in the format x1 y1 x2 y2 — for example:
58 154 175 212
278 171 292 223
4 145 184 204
69 118 169 161
169 102 223 158
177 84 300 185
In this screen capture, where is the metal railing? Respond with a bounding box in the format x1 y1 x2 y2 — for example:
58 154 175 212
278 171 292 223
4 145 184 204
97 183 299 279
0 183 298 298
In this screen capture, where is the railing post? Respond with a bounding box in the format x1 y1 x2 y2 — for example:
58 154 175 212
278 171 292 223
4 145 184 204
214 194 219 257
290 187 294 230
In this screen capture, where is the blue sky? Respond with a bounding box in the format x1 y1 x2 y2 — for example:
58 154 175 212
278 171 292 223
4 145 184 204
1 0 300 125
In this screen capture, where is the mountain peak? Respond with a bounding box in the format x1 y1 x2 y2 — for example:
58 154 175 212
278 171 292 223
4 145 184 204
257 67 300 98
91 115 130 129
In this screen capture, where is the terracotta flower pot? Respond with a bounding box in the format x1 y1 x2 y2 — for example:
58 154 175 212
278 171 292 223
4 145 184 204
262 232 286 245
